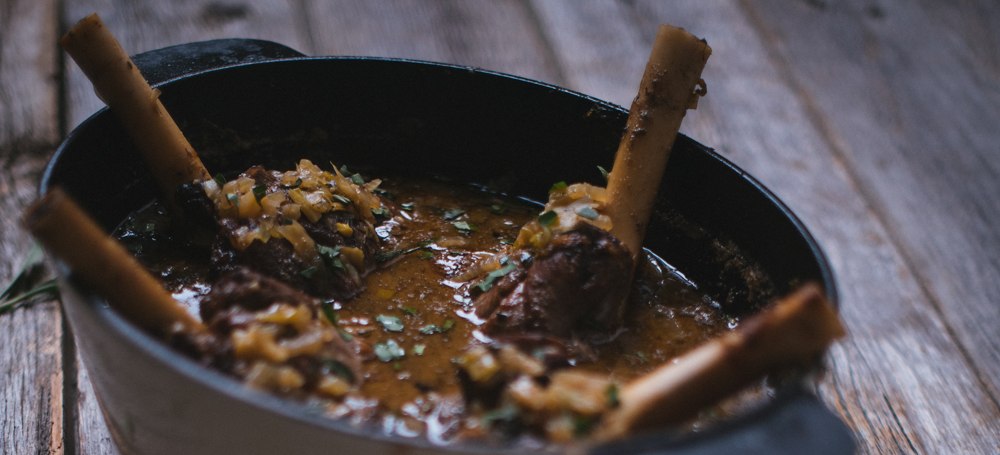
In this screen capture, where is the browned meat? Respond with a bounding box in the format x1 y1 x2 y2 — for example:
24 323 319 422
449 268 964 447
175 166 385 300
475 223 632 340
198 267 362 390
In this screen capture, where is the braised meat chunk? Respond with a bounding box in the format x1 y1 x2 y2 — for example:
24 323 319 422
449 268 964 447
198 267 362 398
475 223 632 339
175 160 388 300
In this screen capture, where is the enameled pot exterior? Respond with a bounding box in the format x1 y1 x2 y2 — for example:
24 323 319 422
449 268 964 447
44 40 852 455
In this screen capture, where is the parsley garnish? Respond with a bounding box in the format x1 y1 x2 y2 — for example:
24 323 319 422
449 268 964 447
598 165 610 182
283 217 293 225
419 251 434 260
538 210 558 227
280 177 302 189
214 173 227 187
324 359 355 383
419 325 440 335
401 306 417 316
226 193 239 209
442 208 465 220
376 315 404 332
576 206 599 220
472 261 518 292
321 301 338 325
549 181 568 193
252 184 267 203
331 194 352 205
453 221 477 231
372 206 391 217
606 384 620 408
441 319 456 332
300 266 318 278
412 345 426 356
374 340 405 362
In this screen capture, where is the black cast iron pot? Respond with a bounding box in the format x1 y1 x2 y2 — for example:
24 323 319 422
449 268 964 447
42 39 853 455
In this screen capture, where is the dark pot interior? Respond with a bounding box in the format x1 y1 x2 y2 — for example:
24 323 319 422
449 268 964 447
42 42 848 454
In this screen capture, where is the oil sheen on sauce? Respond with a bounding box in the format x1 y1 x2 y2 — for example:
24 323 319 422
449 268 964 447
116 175 744 443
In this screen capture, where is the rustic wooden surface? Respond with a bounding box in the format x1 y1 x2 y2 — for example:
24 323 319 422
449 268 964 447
2 0 998 453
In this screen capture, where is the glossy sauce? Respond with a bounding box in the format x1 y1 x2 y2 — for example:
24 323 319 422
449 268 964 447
117 175 741 442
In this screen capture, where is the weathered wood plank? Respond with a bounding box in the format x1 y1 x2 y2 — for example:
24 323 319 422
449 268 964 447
64 0 309 128
61 2 308 453
305 0 562 85
0 0 64 454
734 0 1000 452
531 0 1000 453
75 354 119 455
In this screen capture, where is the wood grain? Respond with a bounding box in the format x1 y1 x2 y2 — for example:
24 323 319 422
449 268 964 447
0 0 64 453
305 0 563 85
64 0 308 128
0 0 992 453
532 0 1000 453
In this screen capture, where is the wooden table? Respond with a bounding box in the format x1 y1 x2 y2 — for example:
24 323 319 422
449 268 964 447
2 1 998 453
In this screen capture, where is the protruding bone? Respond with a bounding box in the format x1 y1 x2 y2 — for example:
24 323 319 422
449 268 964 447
605 25 711 262
24 188 205 334
60 13 211 205
593 283 844 440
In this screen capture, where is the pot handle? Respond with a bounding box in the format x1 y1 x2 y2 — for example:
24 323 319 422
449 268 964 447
130 39 305 86
587 385 855 455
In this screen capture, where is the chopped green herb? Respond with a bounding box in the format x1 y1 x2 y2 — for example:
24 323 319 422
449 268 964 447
412 344 426 356
419 251 435 260
375 250 405 262
606 384 620 408
573 415 595 436
598 165 609 182
481 406 519 427
400 202 415 211
549 181 568 194
226 193 240 209
351 174 365 185
538 210 558 227
374 189 397 201
143 222 156 233
401 306 418 316
473 261 518 292
374 340 405 362
332 194 352 205
394 362 403 371
252 184 267 203
283 217 294 225
636 351 649 363
338 329 353 341
321 301 338 325
280 177 303 189
419 325 440 335
372 206 391 217
339 165 352 175
214 173 227 187
576 206 599 220
442 208 465 220
499 238 515 245
441 319 456 332
489 204 508 215
300 266 318 278
376 315 404 332
453 221 477 232
324 359 355 383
